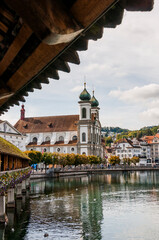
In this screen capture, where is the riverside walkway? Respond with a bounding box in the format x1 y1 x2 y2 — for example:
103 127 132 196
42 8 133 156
30 166 159 179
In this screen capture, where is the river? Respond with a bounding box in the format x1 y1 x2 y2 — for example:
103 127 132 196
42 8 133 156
2 171 159 240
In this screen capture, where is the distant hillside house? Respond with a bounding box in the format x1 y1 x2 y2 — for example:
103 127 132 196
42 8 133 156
115 138 151 165
143 130 159 163
14 84 104 158
0 120 26 151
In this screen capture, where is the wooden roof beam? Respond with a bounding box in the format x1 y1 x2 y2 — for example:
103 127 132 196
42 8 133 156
125 0 154 11
53 59 70 73
61 50 80 65
4 0 83 45
103 3 124 28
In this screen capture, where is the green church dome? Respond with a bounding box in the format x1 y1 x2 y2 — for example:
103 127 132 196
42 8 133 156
79 83 91 101
90 91 99 107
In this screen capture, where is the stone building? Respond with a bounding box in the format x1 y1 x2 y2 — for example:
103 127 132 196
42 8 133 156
143 131 159 164
0 120 26 151
115 138 151 165
14 84 104 158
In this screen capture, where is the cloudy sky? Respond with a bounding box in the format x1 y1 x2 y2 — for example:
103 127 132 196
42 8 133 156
1 1 159 130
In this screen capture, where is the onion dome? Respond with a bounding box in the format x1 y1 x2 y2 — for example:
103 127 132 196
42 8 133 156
90 91 99 107
79 83 91 101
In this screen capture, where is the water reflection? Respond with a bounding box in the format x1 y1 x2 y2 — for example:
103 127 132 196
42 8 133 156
3 171 159 240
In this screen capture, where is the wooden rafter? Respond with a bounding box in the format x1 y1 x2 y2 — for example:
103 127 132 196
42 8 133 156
0 0 154 114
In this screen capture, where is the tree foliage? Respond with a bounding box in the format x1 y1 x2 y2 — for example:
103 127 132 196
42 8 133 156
131 156 139 165
105 136 113 146
24 151 103 167
109 156 120 165
24 150 42 165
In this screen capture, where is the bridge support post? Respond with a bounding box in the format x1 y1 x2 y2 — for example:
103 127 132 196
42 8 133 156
26 177 30 189
22 180 26 194
0 195 5 223
16 183 22 199
7 188 15 208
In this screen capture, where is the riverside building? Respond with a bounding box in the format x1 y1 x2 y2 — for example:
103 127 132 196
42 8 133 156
115 138 151 165
0 120 26 151
14 84 104 158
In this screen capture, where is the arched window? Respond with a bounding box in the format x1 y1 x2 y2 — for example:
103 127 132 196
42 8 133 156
59 136 64 141
33 137 37 143
45 136 50 142
82 152 86 155
82 108 86 118
44 148 47 152
82 132 86 142
72 135 77 140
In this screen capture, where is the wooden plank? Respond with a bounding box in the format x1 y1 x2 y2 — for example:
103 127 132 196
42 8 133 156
8 0 115 91
71 0 118 27
0 21 8 33
0 34 3 41
61 50 80 65
0 24 32 76
5 0 82 44
7 42 66 91
0 6 15 22
125 0 154 11
5 0 117 98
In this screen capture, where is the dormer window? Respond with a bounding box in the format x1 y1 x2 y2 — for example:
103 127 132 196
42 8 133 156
23 124 28 129
72 135 77 140
59 136 64 141
33 137 37 143
48 123 53 128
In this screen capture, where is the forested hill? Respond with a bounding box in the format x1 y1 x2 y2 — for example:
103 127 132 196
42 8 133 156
102 125 159 142
101 127 129 134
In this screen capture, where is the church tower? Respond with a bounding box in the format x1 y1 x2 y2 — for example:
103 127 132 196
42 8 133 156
77 83 92 155
90 90 102 157
77 84 102 157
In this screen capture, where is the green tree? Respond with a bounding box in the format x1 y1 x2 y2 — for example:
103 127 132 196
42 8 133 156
109 156 120 165
88 155 100 165
131 156 139 165
105 136 113 146
24 150 42 165
42 152 53 172
123 157 131 165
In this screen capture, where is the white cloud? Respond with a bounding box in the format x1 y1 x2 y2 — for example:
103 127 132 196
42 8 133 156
1 1 159 130
70 85 83 92
109 84 159 103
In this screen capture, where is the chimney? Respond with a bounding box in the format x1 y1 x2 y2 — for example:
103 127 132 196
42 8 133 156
21 105 25 120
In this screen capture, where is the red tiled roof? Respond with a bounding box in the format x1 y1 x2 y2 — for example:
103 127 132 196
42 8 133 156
143 136 154 144
14 115 79 133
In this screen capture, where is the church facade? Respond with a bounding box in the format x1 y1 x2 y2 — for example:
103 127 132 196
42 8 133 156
14 84 104 158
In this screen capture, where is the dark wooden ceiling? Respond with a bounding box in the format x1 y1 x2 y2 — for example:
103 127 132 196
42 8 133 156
0 0 154 114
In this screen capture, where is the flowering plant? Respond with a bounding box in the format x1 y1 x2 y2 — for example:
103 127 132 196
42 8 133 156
0 167 32 196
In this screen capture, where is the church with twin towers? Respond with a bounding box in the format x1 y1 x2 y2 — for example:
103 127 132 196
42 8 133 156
14 83 104 158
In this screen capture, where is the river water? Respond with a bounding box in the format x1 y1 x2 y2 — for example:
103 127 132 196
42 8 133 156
2 171 159 240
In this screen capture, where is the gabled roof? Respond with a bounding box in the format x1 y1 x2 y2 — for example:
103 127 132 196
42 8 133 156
0 119 24 135
142 134 159 144
0 0 154 114
14 115 79 133
117 138 133 147
0 136 29 159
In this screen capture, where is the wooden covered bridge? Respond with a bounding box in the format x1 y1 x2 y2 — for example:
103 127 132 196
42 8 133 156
0 0 154 114
0 0 154 223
